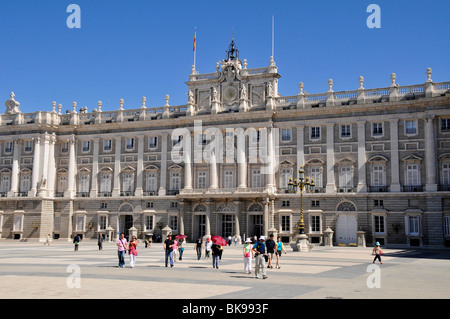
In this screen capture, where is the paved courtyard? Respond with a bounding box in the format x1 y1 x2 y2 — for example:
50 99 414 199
0 240 449 300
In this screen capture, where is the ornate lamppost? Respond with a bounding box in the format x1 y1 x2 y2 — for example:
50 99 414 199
287 166 315 251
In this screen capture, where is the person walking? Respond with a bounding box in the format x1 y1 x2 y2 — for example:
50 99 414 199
116 233 127 268
211 242 222 269
243 238 253 274
98 234 104 250
252 236 268 279
194 236 203 260
372 242 383 264
275 236 287 269
178 238 185 261
265 234 276 269
73 234 81 251
128 236 139 268
172 238 178 262
44 234 51 246
204 237 212 259
164 234 175 268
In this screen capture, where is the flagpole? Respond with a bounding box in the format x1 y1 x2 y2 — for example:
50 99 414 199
193 27 197 71
272 16 274 59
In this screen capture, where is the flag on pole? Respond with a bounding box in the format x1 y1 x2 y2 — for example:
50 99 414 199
193 27 197 52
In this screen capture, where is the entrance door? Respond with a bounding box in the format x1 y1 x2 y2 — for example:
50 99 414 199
336 213 357 245
120 215 134 237
250 214 263 239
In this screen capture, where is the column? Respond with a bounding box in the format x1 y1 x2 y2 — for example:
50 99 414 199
8 140 20 196
326 123 336 193
135 135 144 196
159 133 168 196
425 116 437 191
205 200 211 238
184 132 193 190
389 119 401 192
66 135 76 198
265 126 275 192
37 133 50 196
29 136 41 196
46 133 56 197
112 136 121 197
263 198 269 237
296 124 305 183
237 130 247 189
234 200 241 244
90 138 99 197
209 149 218 189
357 120 367 192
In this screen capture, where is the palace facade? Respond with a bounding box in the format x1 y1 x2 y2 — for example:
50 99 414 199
1 40 450 248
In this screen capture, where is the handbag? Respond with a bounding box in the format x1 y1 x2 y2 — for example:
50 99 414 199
244 252 251 258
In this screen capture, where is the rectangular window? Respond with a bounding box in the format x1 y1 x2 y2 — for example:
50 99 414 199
170 172 180 190
123 173 134 192
310 127 320 139
444 216 450 236
408 216 420 235
405 120 417 135
61 142 69 153
197 171 207 189
146 172 157 192
126 138 134 150
82 141 90 152
372 165 385 186
406 164 420 186
104 139 112 151
169 215 178 232
341 124 351 138
281 128 291 141
373 123 383 136
311 215 321 232
25 140 33 152
149 136 158 148
145 215 154 231
99 216 107 230
281 215 290 232
442 164 450 185
310 167 322 188
5 142 13 153
100 173 111 193
339 166 353 188
282 200 290 207
441 118 450 132
251 169 261 188
224 170 234 188
0 175 10 193
311 200 320 207
20 175 31 193
76 215 85 232
13 214 23 232
374 215 385 233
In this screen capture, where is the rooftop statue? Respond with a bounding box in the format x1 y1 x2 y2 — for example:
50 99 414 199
4 92 22 114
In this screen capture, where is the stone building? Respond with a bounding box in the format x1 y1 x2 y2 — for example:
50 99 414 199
0 40 449 248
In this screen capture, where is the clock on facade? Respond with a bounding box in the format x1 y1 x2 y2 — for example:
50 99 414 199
223 86 238 102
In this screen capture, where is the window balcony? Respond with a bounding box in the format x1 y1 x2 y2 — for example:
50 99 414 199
0 192 7 197
368 186 389 192
143 191 158 196
76 192 90 197
54 192 64 197
338 187 356 193
15 192 28 197
120 191 135 196
402 185 423 192
98 192 112 197
438 185 450 191
167 190 180 195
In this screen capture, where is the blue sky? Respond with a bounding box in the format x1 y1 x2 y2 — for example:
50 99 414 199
1 0 449 114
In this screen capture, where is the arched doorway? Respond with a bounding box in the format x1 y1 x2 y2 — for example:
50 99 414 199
335 201 357 245
247 202 263 240
119 203 134 237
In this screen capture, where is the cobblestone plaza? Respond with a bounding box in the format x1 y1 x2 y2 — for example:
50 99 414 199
1 241 449 300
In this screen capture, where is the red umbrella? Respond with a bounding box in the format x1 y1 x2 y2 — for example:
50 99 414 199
211 235 227 246
175 234 187 239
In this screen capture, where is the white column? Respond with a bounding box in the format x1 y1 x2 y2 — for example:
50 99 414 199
389 119 401 192
326 123 336 193
159 133 167 196
265 127 275 192
237 130 247 189
46 133 56 197
234 200 241 244
66 135 76 198
184 133 193 190
37 134 50 197
112 136 121 197
135 135 144 196
209 149 218 189
205 200 211 238
8 140 20 196
90 138 99 197
357 120 367 192
29 136 41 196
425 116 437 191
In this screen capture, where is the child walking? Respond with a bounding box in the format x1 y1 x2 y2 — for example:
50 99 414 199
372 242 383 264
